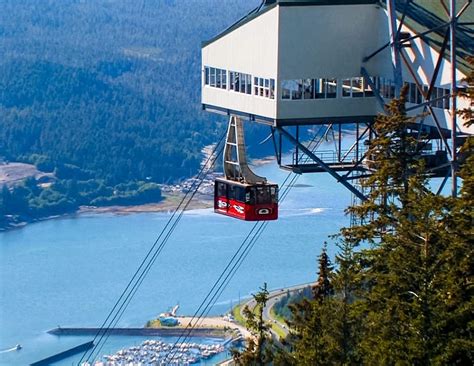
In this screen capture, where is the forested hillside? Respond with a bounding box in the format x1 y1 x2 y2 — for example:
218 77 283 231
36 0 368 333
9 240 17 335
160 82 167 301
0 0 274 228
0 0 263 184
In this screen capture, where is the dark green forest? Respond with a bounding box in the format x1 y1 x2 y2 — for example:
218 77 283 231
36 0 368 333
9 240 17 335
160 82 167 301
0 0 269 227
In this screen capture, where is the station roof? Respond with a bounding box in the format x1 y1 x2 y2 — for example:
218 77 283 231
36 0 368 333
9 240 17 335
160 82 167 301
203 0 473 75
202 0 378 48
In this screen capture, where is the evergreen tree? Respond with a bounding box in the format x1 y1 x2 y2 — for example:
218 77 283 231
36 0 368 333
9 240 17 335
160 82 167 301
285 245 345 365
232 283 274 365
330 238 364 365
435 61 474 363
342 86 473 364
312 243 334 301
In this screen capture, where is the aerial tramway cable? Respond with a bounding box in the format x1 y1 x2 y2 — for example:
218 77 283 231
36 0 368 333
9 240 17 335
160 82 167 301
79 132 227 365
165 175 303 362
88 141 226 363
164 166 305 362
85 137 226 364
83 125 329 364
163 127 332 360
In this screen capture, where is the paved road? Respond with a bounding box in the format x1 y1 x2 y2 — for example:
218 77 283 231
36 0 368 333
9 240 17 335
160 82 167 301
239 282 315 340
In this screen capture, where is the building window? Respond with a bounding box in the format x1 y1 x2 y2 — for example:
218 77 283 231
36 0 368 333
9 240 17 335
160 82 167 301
283 78 338 100
352 77 364 98
443 89 450 109
230 71 251 94
293 80 303 100
255 77 276 99
378 77 395 99
326 79 337 98
204 66 227 89
210 67 216 87
246 75 252 95
303 79 314 99
403 81 451 110
342 76 373 98
363 77 375 97
216 69 222 88
408 82 417 104
216 68 226 89
342 79 351 97
313 78 338 99
282 80 291 99
220 69 227 89
433 87 441 108
314 79 324 98
205 67 210 85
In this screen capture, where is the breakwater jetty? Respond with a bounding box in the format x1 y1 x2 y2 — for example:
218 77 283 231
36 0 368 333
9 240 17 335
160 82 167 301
48 327 227 338
30 341 93 366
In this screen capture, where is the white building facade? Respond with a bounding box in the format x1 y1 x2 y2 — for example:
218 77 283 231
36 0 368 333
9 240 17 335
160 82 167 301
202 0 472 133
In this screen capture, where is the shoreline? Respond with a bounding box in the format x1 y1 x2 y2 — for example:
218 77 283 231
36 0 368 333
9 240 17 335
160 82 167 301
0 156 271 233
0 192 214 233
78 192 213 216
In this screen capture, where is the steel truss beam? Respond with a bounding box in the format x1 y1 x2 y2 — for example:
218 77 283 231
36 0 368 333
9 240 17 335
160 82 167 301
388 0 404 96
275 126 367 201
382 0 471 197
266 0 470 202
449 0 459 196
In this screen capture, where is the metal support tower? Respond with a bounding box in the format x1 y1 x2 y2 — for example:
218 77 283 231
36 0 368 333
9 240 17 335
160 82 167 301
387 0 404 97
224 115 267 184
270 0 471 203
450 0 458 197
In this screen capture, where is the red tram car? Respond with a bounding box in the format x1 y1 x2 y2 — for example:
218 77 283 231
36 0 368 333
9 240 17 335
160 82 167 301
214 178 278 221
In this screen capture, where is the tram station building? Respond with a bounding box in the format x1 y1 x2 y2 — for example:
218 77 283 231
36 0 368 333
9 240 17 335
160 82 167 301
201 0 472 134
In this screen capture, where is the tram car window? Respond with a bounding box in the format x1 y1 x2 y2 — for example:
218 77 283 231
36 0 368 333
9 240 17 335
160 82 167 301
214 178 278 221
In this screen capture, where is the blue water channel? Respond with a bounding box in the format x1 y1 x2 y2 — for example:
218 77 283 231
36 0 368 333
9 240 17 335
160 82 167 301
0 153 355 365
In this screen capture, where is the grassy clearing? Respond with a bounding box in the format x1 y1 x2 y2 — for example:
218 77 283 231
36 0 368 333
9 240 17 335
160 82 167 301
232 303 246 326
270 307 287 325
269 306 289 339
270 323 287 339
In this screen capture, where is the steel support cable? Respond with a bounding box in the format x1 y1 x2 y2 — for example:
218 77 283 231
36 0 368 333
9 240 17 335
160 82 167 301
86 136 226 363
90 126 314 363
166 173 300 362
162 221 262 362
196 148 317 323
78 132 226 365
87 142 227 363
171 136 314 338
164 237 264 362
89 126 305 363
165 169 301 361
86 144 227 364
88 145 227 364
